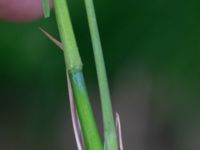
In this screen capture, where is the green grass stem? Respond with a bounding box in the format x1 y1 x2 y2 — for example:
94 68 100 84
69 69 102 149
54 0 103 149
54 0 82 70
83 0 119 149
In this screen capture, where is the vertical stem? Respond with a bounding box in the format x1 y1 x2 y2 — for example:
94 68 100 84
54 0 82 70
54 0 103 149
69 69 102 150
83 0 118 149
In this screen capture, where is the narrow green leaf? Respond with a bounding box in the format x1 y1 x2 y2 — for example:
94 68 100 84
83 0 119 149
42 0 50 18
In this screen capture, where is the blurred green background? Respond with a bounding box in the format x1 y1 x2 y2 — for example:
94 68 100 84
1 0 200 149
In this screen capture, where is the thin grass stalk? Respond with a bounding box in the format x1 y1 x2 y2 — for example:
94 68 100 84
83 0 118 149
53 0 103 149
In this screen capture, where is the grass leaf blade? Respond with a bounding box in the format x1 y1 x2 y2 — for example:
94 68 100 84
42 0 50 18
83 0 118 149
